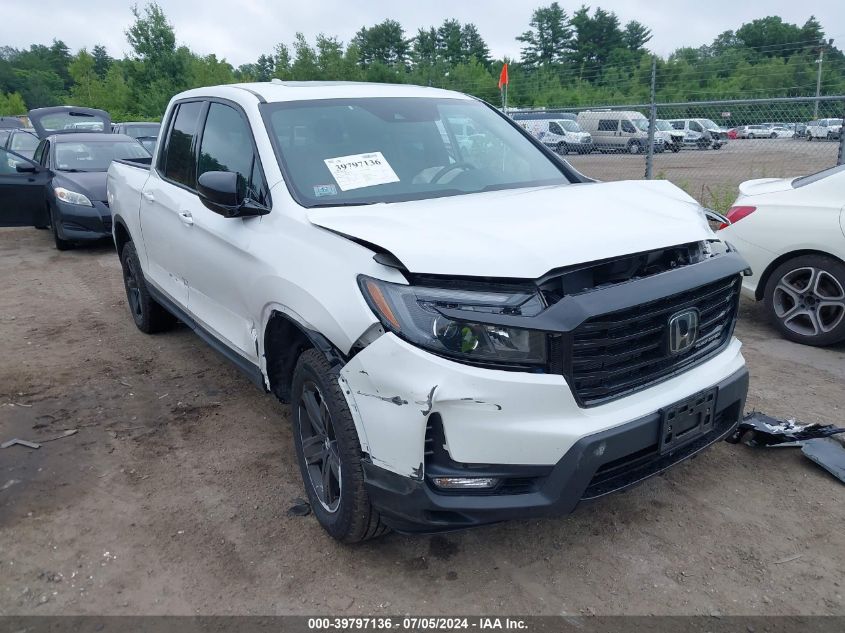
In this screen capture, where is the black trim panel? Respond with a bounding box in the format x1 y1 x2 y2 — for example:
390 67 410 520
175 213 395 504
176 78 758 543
146 282 267 391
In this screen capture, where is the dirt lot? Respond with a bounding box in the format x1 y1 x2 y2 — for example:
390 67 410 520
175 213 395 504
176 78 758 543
1 227 844 616
567 137 840 206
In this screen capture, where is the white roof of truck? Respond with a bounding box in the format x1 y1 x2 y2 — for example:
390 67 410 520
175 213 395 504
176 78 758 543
171 81 472 105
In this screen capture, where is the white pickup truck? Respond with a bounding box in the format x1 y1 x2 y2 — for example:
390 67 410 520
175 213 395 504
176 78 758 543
107 81 749 542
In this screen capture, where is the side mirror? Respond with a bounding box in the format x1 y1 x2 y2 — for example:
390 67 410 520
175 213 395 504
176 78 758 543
197 171 268 218
15 163 38 174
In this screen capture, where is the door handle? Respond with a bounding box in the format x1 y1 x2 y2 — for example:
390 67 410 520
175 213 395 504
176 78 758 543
142 191 155 203
178 210 194 225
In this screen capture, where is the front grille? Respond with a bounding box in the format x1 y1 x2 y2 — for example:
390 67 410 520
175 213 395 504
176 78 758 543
565 275 740 407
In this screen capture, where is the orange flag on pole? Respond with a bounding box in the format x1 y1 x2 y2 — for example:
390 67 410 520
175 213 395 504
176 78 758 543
498 63 509 90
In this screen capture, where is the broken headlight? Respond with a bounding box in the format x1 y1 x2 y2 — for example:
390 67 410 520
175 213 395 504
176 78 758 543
359 276 547 366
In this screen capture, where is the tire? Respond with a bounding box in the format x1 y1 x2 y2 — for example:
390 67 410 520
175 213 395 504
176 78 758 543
627 141 642 154
50 205 73 251
119 241 175 334
713 143 722 150
807 134 813 141
763 254 845 347
770 132 777 139
747 134 755 140
291 349 389 543
555 142 566 155
671 144 680 153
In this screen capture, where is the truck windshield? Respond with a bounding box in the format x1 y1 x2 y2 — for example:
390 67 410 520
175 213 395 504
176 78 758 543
263 97 570 207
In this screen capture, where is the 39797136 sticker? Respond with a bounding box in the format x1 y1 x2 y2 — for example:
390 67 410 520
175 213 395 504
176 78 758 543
323 152 399 191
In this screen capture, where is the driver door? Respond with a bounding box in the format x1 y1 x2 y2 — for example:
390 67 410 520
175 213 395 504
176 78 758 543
0 147 50 227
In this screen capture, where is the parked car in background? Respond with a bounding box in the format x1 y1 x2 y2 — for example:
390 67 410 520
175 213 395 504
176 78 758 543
0 146 51 227
768 126 793 139
517 117 593 154
735 125 770 139
667 119 727 149
2 128 40 160
107 81 749 542
577 110 664 153
719 164 845 346
113 121 161 154
726 128 739 140
32 132 150 250
806 118 842 141
653 119 683 152
793 123 808 138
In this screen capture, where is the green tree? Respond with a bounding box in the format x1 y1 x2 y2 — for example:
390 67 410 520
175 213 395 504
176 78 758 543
0 91 27 116
91 45 112 78
516 2 572 68
622 21 652 52
352 20 409 68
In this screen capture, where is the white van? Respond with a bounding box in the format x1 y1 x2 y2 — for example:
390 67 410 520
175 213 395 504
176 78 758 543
806 118 842 141
517 118 593 154
576 110 664 154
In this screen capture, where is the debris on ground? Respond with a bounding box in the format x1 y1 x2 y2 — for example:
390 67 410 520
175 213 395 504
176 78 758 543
1 429 77 450
801 438 845 484
1 439 41 449
286 498 312 517
728 412 845 447
729 413 845 486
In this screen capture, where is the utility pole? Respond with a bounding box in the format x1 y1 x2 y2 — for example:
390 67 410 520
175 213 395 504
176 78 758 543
814 45 824 119
645 56 657 180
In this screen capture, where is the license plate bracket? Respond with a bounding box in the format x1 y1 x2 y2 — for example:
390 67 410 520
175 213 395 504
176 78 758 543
659 388 718 454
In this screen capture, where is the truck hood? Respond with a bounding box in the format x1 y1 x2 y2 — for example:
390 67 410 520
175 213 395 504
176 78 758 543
738 177 794 197
307 180 713 278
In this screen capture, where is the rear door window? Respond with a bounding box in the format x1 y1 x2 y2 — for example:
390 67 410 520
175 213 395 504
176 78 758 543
598 119 617 132
161 101 204 189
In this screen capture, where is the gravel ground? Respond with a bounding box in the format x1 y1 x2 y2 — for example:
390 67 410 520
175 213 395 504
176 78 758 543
1 227 844 616
566 137 840 205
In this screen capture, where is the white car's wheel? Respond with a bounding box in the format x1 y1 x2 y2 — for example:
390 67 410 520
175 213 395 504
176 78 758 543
764 255 845 346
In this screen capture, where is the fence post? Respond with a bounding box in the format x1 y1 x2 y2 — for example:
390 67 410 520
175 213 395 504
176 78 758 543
645 57 657 179
839 98 845 166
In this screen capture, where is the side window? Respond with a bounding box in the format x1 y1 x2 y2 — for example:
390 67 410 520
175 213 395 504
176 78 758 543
33 140 46 165
198 102 269 207
598 119 617 132
548 122 564 135
690 121 703 132
670 121 683 130
621 120 636 133
0 147 34 176
161 101 204 188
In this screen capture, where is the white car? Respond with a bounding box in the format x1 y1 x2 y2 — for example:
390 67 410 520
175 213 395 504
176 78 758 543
107 81 749 542
719 164 845 346
806 118 842 141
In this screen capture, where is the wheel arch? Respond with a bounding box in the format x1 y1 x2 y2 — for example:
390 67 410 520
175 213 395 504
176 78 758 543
756 249 845 300
263 310 346 403
112 215 132 255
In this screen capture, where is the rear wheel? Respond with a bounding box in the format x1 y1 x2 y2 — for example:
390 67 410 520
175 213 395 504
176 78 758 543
291 349 389 543
806 133 813 141
764 254 845 346
120 241 175 333
555 142 567 155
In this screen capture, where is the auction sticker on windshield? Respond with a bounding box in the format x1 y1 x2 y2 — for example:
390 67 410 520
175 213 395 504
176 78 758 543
324 152 399 191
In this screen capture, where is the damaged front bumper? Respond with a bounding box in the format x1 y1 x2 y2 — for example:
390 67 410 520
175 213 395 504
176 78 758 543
362 366 748 532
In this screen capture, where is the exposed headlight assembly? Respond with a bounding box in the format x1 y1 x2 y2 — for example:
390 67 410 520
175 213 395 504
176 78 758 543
359 276 547 367
54 187 93 207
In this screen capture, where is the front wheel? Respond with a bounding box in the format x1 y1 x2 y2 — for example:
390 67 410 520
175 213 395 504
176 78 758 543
806 134 813 141
50 206 73 251
291 349 389 543
627 141 642 154
764 254 845 346
555 142 567 155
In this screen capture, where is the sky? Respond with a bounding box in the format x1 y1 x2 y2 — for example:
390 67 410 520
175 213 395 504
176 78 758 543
2 0 842 66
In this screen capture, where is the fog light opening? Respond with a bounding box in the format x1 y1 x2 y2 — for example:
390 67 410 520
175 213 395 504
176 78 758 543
431 476 500 490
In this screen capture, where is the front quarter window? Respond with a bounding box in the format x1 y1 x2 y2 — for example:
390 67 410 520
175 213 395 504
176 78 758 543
263 97 570 207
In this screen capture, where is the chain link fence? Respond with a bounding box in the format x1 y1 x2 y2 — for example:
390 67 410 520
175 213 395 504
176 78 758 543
510 95 845 211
